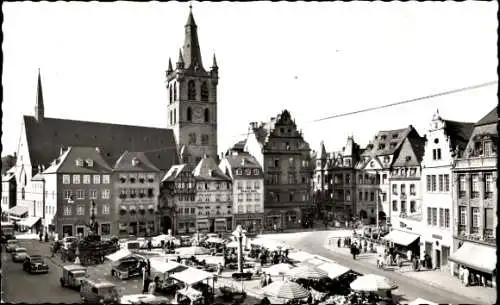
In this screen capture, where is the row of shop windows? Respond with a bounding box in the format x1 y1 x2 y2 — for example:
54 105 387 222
118 221 156 236
63 174 110 185
63 204 110 216
62 223 111 237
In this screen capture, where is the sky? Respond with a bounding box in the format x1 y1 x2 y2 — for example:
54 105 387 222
2 1 498 158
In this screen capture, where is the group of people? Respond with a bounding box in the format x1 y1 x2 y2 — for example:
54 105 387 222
141 259 161 295
259 271 273 287
458 265 488 287
257 248 290 266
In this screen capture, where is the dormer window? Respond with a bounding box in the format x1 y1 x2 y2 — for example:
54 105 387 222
138 174 145 183
383 156 390 163
381 135 387 140
405 156 412 161
236 169 242 175
253 169 259 175
390 142 397 149
392 134 399 139
147 174 155 183
75 158 84 167
378 144 385 150
86 159 94 167
245 169 251 175
132 157 140 167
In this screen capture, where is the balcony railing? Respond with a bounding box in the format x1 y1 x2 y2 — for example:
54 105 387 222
455 156 496 169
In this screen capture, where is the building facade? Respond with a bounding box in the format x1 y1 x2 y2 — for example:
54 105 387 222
12 70 178 221
245 110 313 230
312 137 360 223
1 173 16 219
43 147 114 238
219 153 264 233
160 164 197 235
355 126 422 225
165 8 219 165
193 155 233 233
450 107 497 285
113 152 161 238
420 110 474 274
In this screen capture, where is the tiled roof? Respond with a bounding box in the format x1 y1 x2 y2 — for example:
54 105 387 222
361 126 413 156
443 120 475 152
475 106 498 126
44 147 113 174
221 154 263 179
162 163 193 182
23 115 178 172
2 173 15 182
113 151 160 172
392 137 425 167
193 155 231 181
231 139 247 151
31 173 45 181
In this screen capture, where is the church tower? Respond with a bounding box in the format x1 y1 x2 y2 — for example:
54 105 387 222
35 69 45 122
166 6 219 165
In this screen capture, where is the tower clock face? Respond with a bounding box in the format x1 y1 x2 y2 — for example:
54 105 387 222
193 106 203 122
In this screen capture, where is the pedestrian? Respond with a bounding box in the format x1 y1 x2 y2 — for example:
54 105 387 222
39 231 43 242
147 259 151 277
260 272 267 288
395 253 400 267
407 249 412 261
142 267 149 293
147 239 152 252
267 273 272 285
463 267 470 286
148 276 158 295
337 238 341 248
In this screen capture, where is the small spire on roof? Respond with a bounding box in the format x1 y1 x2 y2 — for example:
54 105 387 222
167 57 173 73
212 53 218 69
177 49 185 69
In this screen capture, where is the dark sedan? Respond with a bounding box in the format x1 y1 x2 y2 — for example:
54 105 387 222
23 255 50 274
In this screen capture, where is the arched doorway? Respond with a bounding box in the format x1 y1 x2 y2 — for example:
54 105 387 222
359 210 368 219
161 216 172 234
378 211 387 224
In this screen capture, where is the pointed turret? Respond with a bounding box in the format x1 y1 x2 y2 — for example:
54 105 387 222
318 141 327 160
182 5 204 70
176 49 185 69
167 57 173 73
35 69 45 122
211 53 218 70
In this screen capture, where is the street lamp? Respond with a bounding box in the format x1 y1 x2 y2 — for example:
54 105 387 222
232 225 245 274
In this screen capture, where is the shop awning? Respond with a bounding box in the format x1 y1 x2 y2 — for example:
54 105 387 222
383 230 420 246
17 216 41 228
148 205 154 210
215 218 226 222
8 206 29 217
197 219 209 223
318 262 350 279
288 251 316 262
150 260 187 274
105 249 132 262
449 242 496 273
170 267 213 285
129 206 136 211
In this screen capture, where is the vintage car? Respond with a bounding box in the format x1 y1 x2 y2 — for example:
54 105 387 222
111 256 143 280
60 265 88 289
174 287 204 305
180 236 192 247
6 240 19 253
119 294 171 304
80 278 119 304
23 255 49 274
12 247 28 262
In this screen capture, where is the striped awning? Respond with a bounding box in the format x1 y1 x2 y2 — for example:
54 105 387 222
148 205 154 210
139 205 145 210
120 206 127 211
129 206 137 211
287 264 328 280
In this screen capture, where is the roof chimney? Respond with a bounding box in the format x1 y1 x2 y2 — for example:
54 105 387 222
95 147 101 153
241 158 246 166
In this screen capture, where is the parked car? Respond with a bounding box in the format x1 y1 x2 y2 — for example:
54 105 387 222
180 235 192 247
12 247 28 262
23 255 49 274
60 265 88 289
6 240 19 253
119 294 171 304
111 256 143 280
80 278 119 304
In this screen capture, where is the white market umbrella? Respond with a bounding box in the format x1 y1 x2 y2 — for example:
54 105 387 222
408 298 438 305
176 246 211 256
287 264 328 280
226 241 239 248
263 281 310 300
350 274 398 292
206 237 225 244
264 263 295 276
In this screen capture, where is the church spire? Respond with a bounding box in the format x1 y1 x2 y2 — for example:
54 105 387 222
35 68 44 122
211 53 218 69
183 4 204 70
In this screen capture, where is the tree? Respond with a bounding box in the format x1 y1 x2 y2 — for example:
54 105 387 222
1 154 16 175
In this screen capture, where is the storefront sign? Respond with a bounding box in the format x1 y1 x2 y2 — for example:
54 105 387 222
432 234 442 240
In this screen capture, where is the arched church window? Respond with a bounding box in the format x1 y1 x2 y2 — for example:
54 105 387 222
21 187 25 200
204 108 210 123
22 171 27 186
187 107 192 122
201 82 209 101
188 80 196 100
169 111 172 125
174 109 177 124
169 87 173 104
173 83 177 101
